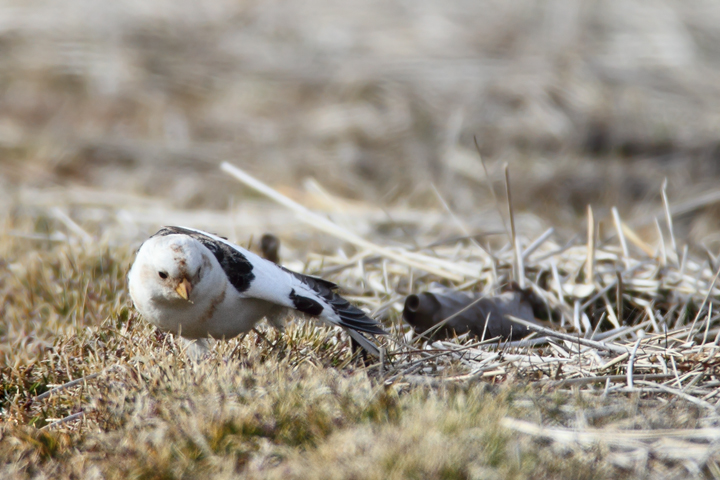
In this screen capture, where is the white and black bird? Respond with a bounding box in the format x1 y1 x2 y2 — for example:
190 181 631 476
128 226 386 355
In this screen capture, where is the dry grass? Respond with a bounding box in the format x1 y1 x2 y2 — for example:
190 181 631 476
0 239 598 479
3 164 720 479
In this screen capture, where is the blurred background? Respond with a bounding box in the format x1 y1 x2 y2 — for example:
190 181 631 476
2 0 720 250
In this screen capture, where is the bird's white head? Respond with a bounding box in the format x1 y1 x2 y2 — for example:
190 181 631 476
129 234 214 305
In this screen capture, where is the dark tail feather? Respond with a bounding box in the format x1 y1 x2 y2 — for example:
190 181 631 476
337 314 387 335
288 268 387 336
346 329 381 357
329 294 387 335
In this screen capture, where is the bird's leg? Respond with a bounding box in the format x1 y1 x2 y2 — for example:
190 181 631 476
350 337 370 365
179 337 211 361
252 327 276 348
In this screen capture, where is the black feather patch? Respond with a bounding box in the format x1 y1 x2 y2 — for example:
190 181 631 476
153 226 255 293
281 266 338 290
289 289 324 316
285 269 387 335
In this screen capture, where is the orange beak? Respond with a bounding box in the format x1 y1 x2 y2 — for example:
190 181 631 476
175 277 193 301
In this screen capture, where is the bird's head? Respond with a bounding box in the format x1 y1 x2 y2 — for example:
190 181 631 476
132 234 213 304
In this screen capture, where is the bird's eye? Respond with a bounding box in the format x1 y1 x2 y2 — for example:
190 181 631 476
158 271 168 279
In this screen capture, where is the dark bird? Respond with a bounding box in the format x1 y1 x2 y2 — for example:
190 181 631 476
403 287 535 341
260 233 281 264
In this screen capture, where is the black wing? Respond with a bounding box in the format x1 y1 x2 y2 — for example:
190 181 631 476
284 267 387 336
153 226 255 293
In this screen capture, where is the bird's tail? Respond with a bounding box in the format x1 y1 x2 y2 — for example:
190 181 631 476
346 328 381 357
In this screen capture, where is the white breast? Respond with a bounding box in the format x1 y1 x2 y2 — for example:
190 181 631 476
197 290 280 339
134 281 279 339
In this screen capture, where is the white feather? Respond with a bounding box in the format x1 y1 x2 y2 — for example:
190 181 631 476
128 226 383 355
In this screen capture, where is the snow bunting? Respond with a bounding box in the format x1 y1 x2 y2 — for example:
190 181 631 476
128 226 385 355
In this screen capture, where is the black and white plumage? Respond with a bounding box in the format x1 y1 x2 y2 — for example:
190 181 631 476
128 226 386 355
